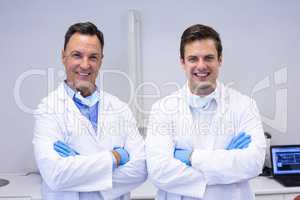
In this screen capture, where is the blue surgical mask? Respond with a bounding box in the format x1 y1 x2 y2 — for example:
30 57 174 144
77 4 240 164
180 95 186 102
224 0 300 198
188 92 215 109
74 90 100 107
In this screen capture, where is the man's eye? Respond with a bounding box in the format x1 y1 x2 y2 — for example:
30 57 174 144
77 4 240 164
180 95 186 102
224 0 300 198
89 56 98 61
71 53 81 59
205 56 215 61
188 57 197 62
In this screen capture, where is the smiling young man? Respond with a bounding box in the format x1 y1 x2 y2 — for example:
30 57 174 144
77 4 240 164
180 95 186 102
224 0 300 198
33 22 147 200
146 24 266 200
182 37 221 96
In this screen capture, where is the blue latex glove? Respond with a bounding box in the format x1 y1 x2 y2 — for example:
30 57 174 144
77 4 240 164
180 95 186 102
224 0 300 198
113 147 129 166
54 140 79 157
226 132 252 150
174 148 192 166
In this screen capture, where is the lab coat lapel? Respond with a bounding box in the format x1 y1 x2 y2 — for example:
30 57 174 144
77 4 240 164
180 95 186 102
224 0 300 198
56 83 100 146
97 91 125 149
97 90 105 137
173 86 194 149
204 82 235 149
176 84 215 149
213 82 233 135
172 82 236 151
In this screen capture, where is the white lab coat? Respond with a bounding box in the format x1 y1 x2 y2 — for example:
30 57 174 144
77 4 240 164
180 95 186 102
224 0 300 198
146 82 266 200
33 83 147 200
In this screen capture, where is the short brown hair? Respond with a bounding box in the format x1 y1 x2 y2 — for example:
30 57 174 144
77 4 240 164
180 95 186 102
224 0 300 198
180 24 222 59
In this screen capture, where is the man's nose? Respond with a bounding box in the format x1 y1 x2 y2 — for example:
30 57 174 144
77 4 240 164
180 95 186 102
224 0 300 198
196 58 207 70
80 57 90 69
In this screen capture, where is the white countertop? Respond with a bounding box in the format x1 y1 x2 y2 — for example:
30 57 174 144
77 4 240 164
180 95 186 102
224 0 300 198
251 176 300 195
1 174 300 199
0 173 41 200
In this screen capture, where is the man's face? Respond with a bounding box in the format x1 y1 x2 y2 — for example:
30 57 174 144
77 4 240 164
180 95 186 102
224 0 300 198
181 39 222 96
62 33 103 96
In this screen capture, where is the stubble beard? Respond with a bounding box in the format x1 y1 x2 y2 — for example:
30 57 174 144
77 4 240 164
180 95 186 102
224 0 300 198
189 81 216 96
66 79 96 97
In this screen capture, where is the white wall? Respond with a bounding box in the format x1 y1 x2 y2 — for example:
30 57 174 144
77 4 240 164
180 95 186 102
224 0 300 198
0 0 299 173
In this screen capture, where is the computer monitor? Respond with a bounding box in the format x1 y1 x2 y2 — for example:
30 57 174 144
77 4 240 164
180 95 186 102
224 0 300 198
271 145 300 176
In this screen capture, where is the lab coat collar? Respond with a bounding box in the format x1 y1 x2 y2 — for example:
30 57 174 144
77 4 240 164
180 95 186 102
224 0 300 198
57 82 103 101
183 81 220 108
56 82 101 140
62 81 100 99
63 81 100 107
56 82 124 138
181 80 228 115
57 82 108 114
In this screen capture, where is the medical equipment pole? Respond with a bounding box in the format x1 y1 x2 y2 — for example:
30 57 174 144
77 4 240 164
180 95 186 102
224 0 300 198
128 10 143 127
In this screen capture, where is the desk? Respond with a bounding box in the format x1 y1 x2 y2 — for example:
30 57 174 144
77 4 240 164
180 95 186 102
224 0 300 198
0 174 300 200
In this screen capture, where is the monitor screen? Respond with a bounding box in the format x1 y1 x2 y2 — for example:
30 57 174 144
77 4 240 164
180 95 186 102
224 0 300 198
272 147 300 175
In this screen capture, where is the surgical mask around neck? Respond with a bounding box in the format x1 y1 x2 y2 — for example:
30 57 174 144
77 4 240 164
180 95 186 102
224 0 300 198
74 90 99 107
188 91 215 109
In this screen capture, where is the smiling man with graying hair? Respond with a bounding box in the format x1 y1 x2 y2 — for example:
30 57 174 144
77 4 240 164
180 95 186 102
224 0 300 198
33 22 147 200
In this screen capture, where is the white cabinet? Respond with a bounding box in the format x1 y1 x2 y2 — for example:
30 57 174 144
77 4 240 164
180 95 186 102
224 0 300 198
284 193 300 200
0 174 41 200
256 194 285 200
0 198 31 200
1 174 300 200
